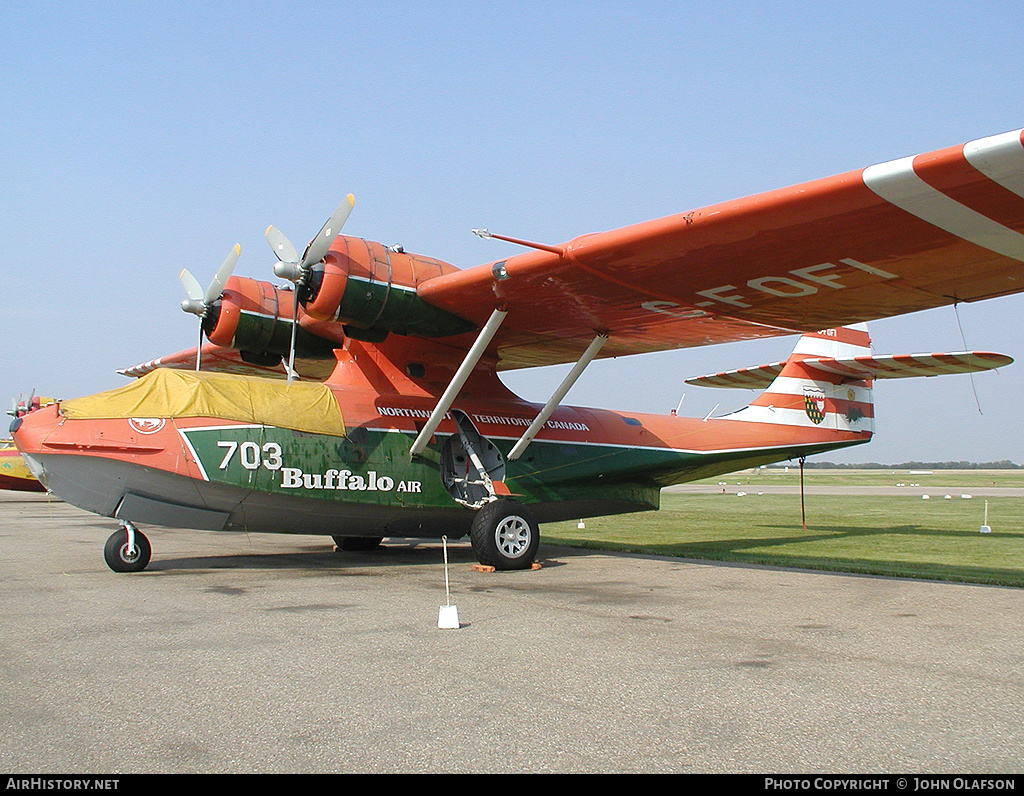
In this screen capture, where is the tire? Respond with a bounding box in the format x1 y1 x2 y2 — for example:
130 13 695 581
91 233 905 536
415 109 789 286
103 527 152 573
333 536 384 552
470 500 540 571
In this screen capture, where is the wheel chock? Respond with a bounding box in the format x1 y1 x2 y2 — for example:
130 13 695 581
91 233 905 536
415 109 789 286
471 562 543 573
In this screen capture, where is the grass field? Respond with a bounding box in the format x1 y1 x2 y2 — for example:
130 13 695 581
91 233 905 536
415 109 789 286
695 466 1024 489
542 469 1024 587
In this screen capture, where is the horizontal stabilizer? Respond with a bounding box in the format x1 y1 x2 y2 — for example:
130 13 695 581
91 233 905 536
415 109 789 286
686 351 1013 389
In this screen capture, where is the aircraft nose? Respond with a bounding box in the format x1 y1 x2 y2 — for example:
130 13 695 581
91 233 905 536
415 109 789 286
9 407 58 488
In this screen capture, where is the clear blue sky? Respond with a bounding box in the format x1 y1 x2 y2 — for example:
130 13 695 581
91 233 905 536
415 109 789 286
3 1 1022 464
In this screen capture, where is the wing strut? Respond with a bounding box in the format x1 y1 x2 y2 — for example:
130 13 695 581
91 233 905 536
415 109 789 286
507 333 608 461
409 308 509 457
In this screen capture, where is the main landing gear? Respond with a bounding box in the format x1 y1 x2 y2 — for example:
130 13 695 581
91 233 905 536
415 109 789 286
434 411 541 570
470 499 540 571
104 521 152 573
99 511 542 572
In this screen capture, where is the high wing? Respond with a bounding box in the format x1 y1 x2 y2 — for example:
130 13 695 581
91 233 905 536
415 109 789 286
417 129 1024 370
123 128 1024 381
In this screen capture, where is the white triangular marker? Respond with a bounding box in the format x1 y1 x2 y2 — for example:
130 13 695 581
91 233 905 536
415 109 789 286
438 536 460 629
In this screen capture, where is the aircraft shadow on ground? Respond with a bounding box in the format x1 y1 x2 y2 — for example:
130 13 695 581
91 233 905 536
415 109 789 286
142 537 578 574
562 522 1023 584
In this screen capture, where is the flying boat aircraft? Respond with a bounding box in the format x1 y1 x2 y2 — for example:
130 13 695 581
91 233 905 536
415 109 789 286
11 128 1024 572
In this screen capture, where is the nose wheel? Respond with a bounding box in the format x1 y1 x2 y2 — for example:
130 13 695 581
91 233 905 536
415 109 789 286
104 522 152 573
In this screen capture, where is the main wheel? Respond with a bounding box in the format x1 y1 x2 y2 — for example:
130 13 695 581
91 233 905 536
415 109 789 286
332 536 384 551
103 527 152 573
470 499 540 571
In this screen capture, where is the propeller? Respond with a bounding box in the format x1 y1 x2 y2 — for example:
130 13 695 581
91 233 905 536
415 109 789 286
179 243 241 371
8 390 38 418
264 195 355 381
266 195 355 285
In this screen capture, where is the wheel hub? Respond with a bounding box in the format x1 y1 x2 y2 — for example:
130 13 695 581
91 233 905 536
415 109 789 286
495 515 531 559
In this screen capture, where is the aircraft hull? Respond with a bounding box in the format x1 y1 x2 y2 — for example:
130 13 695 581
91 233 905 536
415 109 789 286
20 450 475 536
14 397 866 537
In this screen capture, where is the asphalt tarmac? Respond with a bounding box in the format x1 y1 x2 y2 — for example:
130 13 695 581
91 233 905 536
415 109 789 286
1 491 1022 774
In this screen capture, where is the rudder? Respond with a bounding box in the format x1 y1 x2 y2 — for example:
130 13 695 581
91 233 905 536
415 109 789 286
705 325 876 433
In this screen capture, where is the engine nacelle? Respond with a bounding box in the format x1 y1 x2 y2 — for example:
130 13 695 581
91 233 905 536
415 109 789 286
303 236 476 338
204 276 340 362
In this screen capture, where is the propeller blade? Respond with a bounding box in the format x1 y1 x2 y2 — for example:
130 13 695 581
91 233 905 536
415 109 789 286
265 225 299 264
300 195 355 268
204 244 241 305
179 269 204 302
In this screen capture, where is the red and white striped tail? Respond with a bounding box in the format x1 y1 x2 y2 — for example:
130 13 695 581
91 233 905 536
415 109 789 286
725 325 876 432
687 324 1012 433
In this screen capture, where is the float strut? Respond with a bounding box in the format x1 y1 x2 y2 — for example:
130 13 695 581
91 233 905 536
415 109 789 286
507 333 608 461
409 308 508 457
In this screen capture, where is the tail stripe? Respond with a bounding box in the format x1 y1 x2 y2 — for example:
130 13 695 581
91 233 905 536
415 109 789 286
688 362 785 389
726 325 874 432
803 351 1011 379
695 324 1010 435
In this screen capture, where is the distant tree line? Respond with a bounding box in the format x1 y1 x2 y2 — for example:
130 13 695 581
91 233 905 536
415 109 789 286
771 460 1021 470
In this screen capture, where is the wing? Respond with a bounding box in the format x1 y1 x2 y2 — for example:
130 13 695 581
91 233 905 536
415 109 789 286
118 343 336 381
418 129 1024 370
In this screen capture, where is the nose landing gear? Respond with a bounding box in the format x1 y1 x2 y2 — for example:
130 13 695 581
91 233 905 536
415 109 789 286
104 521 152 573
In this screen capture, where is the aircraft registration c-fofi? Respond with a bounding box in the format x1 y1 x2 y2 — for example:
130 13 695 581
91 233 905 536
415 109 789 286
11 128 1024 572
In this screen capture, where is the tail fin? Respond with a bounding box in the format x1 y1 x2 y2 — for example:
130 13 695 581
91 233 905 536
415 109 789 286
721 325 875 432
686 324 1013 433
